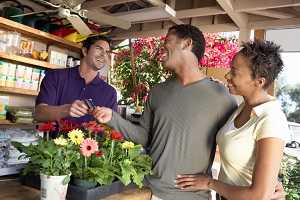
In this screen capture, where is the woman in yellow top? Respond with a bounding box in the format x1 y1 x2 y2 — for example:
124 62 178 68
175 40 288 200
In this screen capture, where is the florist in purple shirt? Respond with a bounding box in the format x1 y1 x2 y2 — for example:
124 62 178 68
34 35 117 125
36 66 117 124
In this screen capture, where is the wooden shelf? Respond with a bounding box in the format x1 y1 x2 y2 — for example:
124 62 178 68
0 52 59 69
0 121 36 129
0 17 81 53
0 86 38 96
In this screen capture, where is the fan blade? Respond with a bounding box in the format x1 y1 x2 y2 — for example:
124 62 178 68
87 10 131 30
34 0 61 8
67 14 93 36
10 10 58 18
63 0 86 8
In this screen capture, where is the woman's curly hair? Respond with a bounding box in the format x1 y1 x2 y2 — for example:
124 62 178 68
239 40 284 89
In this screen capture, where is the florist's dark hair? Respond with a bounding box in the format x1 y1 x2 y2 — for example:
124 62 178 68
81 35 111 57
239 40 284 89
168 24 205 61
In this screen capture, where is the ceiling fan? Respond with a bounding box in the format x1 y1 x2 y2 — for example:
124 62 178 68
10 0 131 36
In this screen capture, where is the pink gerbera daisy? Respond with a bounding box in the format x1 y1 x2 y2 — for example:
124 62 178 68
80 138 98 157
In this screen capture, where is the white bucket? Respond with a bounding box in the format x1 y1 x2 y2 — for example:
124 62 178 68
40 173 70 200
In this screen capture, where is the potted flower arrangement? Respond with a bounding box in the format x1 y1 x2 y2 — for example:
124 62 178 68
13 120 152 199
12 122 80 200
71 121 152 189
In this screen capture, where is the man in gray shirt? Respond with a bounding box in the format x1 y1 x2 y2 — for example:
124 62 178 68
93 24 236 200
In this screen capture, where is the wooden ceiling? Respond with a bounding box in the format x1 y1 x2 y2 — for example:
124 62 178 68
8 0 300 40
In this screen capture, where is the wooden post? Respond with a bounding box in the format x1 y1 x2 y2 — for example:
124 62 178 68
254 29 275 96
129 39 137 87
239 28 251 45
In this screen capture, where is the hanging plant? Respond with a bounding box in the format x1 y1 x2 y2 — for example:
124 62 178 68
111 36 170 105
111 33 239 104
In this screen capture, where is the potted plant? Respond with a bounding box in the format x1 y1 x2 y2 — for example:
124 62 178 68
71 121 152 189
12 122 80 200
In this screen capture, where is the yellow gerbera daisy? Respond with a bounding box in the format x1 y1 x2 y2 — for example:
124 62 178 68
121 141 135 149
53 136 68 146
68 129 84 145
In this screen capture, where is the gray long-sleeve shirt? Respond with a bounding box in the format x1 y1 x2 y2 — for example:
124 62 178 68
108 78 236 200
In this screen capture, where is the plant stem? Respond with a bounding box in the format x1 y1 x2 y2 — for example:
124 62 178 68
84 156 87 179
46 131 49 141
109 140 115 164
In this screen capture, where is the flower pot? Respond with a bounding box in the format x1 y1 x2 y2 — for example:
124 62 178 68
40 173 70 200
73 178 97 189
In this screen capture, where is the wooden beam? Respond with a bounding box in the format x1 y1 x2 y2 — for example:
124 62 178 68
238 28 251 44
83 0 136 9
112 23 238 40
112 7 176 23
176 6 226 19
249 17 300 29
246 10 296 19
167 0 176 9
216 0 249 28
146 0 184 24
234 0 300 12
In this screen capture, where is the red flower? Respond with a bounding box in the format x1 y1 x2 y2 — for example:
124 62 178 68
95 151 103 157
110 130 124 141
59 120 80 133
38 122 55 132
82 121 104 134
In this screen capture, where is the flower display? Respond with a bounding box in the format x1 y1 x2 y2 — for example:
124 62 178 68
112 34 238 105
200 33 239 68
80 138 98 157
13 120 152 189
112 37 169 105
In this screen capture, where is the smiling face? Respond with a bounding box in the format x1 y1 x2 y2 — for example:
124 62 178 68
83 40 110 71
160 30 185 71
225 53 258 96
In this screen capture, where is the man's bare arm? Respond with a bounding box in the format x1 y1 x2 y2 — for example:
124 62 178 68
34 100 89 122
34 104 70 122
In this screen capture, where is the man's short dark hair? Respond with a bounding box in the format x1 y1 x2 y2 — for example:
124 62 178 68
81 35 111 57
239 40 284 89
168 24 205 61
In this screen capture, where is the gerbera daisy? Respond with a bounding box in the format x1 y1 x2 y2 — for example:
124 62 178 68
68 129 84 145
121 141 135 149
80 138 98 157
53 136 68 146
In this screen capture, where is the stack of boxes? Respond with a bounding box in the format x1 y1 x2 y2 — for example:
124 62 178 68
0 60 45 91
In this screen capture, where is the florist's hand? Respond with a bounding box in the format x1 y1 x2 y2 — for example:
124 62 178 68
175 174 210 191
67 100 89 118
271 181 286 200
93 106 113 123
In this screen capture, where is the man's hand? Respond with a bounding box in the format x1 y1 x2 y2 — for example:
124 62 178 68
68 100 89 118
271 181 286 200
92 106 113 123
175 174 210 191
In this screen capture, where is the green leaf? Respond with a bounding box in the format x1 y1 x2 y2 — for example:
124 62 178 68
63 174 71 185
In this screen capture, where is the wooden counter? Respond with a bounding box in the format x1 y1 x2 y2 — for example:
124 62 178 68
0 179 151 200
